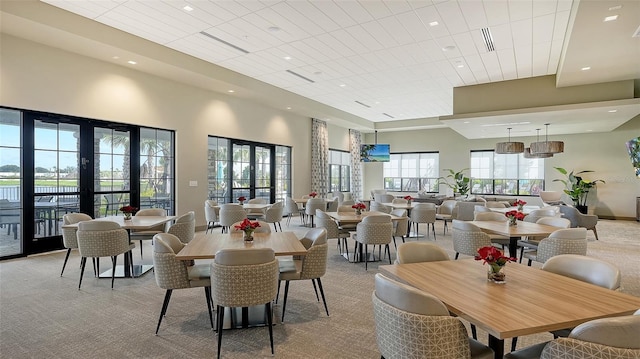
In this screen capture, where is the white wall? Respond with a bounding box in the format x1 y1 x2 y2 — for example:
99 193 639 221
363 119 640 219
0 34 313 227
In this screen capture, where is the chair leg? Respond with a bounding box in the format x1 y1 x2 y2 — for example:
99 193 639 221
204 287 214 330
311 278 320 301
316 278 329 316
266 302 275 355
281 280 290 322
278 222 282 231
455 252 460 260
431 223 436 240
60 248 72 276
591 226 599 240
471 324 477 339
276 280 281 303
511 337 518 351
386 244 392 264
365 245 369 270
78 257 87 289
139 240 143 259
527 259 532 266
216 305 224 359
111 255 117 289
519 247 525 263
155 289 173 334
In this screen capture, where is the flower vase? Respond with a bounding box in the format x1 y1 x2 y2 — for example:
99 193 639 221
517 204 524 211
508 216 517 226
239 200 244 205
243 230 254 242
355 209 362 216
124 212 132 220
487 265 506 284
407 200 411 205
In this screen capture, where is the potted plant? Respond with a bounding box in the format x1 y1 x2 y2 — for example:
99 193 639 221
438 168 470 197
553 167 605 214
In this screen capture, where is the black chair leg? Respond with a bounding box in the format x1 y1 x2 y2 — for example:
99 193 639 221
204 287 214 330
78 257 87 289
511 337 518 351
139 240 143 259
111 255 117 289
311 278 319 301
317 278 329 316
386 244 391 264
266 302 274 355
276 280 281 303
216 305 224 359
155 289 173 334
365 245 369 270
471 324 477 339
60 248 72 276
281 280 290 322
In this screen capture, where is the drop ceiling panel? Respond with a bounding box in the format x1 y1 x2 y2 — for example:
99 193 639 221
459 1 488 30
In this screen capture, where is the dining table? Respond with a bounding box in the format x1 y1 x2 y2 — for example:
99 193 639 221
176 231 307 329
379 259 640 359
469 220 559 258
62 215 176 278
489 206 540 215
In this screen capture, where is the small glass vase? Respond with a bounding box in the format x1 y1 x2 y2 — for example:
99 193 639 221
124 212 132 220
355 209 362 215
508 216 517 226
243 230 254 242
517 204 524 211
488 265 506 284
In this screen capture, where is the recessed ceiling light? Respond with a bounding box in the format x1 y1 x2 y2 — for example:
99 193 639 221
183 5 193 12
608 5 622 10
268 26 281 32
227 90 234 93
457 64 464 68
283 56 292 60
127 60 137 65
286 107 292 110
112 56 119 59
608 109 618 113
604 15 618 22
339 84 346 87
442 45 456 52
581 66 591 71
429 21 439 27
463 121 470 124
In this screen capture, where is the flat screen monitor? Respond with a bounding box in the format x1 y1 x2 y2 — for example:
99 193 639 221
626 137 639 178
361 144 390 162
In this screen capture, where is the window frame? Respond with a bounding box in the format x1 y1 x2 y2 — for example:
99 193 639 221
383 152 440 193
469 150 545 196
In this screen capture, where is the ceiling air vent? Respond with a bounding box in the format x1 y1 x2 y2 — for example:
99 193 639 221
286 70 315 83
199 32 250 54
481 27 495 52
355 100 371 108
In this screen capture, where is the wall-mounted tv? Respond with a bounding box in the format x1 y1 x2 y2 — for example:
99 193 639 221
626 137 639 178
361 144 390 162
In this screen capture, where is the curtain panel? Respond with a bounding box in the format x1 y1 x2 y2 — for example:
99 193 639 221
311 119 329 197
349 129 362 201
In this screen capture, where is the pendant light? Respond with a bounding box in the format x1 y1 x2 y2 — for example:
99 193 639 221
530 123 564 155
524 129 553 158
495 127 524 154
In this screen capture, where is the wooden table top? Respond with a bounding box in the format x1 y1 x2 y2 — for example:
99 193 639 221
176 231 307 260
379 260 640 339
325 211 403 224
469 220 559 238
61 215 176 230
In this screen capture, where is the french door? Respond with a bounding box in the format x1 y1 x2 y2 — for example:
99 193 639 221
230 142 274 202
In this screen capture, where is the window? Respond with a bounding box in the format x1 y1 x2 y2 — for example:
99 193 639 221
328 150 350 192
470 151 544 195
383 152 439 192
139 128 175 213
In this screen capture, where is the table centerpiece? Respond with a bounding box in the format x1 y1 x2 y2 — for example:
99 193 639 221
234 218 260 242
475 246 516 283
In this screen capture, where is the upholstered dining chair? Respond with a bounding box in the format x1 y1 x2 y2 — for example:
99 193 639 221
505 309 638 359
151 233 213 334
305 198 326 227
370 201 391 214
167 211 195 244
372 273 494 359
229 220 271 233
523 228 588 266
204 200 219 233
337 204 355 213
390 208 408 249
210 248 279 359
395 242 449 264
391 198 408 205
263 201 284 231
451 220 492 259
278 228 328 322
473 211 511 249
522 208 559 223
410 203 436 240
246 197 267 220
284 197 302 226
219 204 247 233
129 208 167 259
452 201 482 221
518 217 571 262
76 220 134 289
436 200 456 235
375 193 395 203
539 190 564 205
558 205 600 240
353 214 393 270
325 197 339 212
315 209 349 256
60 213 92 276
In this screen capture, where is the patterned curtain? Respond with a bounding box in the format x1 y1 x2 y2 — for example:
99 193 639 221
311 119 329 197
349 129 362 201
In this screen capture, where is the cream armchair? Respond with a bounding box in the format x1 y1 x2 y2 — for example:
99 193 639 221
451 220 492 260
558 205 600 240
523 228 588 266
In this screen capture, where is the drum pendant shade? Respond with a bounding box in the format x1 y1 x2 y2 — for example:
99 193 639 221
530 124 564 155
495 128 524 154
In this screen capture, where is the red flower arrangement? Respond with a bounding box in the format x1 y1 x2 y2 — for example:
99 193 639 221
475 246 516 266
403 195 413 201
119 205 137 214
237 196 246 202
234 218 260 232
352 203 366 210
505 210 525 221
309 191 318 198
514 199 527 206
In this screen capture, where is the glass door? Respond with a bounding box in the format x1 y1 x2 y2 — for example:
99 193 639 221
230 142 274 203
254 145 272 201
0 109 23 257
92 127 132 218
